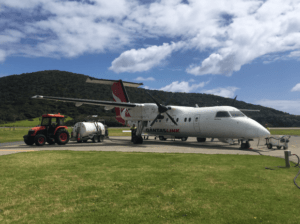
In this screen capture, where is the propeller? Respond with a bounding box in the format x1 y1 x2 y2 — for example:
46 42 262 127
147 92 178 127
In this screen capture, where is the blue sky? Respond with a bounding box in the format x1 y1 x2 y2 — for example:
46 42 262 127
1 0 300 115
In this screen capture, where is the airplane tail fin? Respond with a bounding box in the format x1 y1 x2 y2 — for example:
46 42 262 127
112 80 130 125
85 77 143 125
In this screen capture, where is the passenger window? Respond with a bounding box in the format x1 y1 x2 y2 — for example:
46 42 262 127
159 120 161 122
215 111 231 118
189 118 191 122
176 118 179 122
166 118 169 122
195 117 198 122
184 118 187 122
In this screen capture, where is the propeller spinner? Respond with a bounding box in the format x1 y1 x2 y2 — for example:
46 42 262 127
147 92 177 127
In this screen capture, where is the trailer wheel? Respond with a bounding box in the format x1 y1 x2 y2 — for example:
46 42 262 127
83 140 88 143
92 135 97 143
197 137 206 142
181 137 188 141
267 143 272 149
35 134 46 146
77 140 82 143
55 129 69 145
277 146 282 149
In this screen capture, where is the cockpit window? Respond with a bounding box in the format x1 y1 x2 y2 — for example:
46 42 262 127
215 111 231 118
229 111 246 117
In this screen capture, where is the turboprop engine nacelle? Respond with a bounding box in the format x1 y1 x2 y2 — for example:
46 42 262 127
120 103 159 121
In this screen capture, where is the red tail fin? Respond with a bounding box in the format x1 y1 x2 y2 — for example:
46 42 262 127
111 80 130 125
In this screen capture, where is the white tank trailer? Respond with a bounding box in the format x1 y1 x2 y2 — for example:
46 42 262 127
71 122 108 143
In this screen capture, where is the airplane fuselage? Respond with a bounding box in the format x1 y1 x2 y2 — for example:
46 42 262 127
124 104 270 140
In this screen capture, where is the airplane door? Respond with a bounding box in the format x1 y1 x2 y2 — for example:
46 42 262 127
193 115 200 132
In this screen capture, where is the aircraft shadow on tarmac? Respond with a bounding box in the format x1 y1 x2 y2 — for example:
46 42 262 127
17 137 270 153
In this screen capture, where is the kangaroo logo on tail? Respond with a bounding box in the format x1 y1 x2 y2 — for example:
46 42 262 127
112 80 131 125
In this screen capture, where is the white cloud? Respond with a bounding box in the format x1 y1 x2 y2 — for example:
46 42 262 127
109 42 182 73
160 80 209 93
1 0 300 75
0 50 6 62
291 83 300 92
135 77 155 81
202 87 239 98
255 99 300 115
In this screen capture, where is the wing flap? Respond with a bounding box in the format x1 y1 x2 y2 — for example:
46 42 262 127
32 95 138 108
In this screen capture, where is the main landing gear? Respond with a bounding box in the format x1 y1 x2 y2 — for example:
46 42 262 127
132 121 147 144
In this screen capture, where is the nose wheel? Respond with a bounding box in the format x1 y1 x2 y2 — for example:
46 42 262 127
240 141 250 149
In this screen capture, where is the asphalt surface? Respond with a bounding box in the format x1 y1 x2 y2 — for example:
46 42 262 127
1 136 300 164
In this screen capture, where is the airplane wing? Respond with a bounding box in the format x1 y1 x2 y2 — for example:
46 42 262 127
32 95 138 108
239 109 260 112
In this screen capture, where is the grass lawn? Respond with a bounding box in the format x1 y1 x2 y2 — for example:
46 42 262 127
0 128 130 143
270 129 300 136
0 151 299 223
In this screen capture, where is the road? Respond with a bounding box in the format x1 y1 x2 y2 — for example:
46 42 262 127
1 136 300 164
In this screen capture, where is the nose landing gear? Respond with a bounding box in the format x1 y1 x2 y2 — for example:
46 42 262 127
240 140 250 149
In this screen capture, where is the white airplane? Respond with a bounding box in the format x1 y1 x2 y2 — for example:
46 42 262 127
32 78 270 148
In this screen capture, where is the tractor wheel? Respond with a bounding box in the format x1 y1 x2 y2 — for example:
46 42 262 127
55 129 70 145
35 134 46 146
47 138 55 145
24 137 34 146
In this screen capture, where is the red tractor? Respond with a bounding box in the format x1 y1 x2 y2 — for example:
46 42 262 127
23 113 70 146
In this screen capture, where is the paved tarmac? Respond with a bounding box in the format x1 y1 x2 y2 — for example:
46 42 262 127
1 136 300 164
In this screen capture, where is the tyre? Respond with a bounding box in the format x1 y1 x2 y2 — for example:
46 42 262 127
159 136 166 141
181 137 188 141
47 138 55 145
92 135 97 143
24 136 34 145
267 144 272 149
77 140 82 143
55 129 70 145
197 137 206 142
35 134 46 146
83 140 88 143
277 146 282 149
133 136 143 144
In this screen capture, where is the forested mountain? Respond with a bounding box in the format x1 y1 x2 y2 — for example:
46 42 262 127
0 70 299 127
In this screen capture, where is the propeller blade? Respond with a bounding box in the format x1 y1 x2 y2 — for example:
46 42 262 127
166 112 177 125
150 115 159 127
231 95 237 106
146 91 168 113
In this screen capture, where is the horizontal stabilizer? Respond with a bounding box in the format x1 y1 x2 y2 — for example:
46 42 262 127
86 77 143 87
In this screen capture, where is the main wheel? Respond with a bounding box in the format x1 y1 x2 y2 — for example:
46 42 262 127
35 134 46 146
159 136 166 141
133 136 143 144
197 137 206 142
181 137 188 141
55 129 70 145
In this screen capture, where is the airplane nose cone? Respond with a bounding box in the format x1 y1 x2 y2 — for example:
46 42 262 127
258 126 270 138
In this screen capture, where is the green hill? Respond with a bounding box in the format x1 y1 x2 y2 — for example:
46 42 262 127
0 70 299 127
